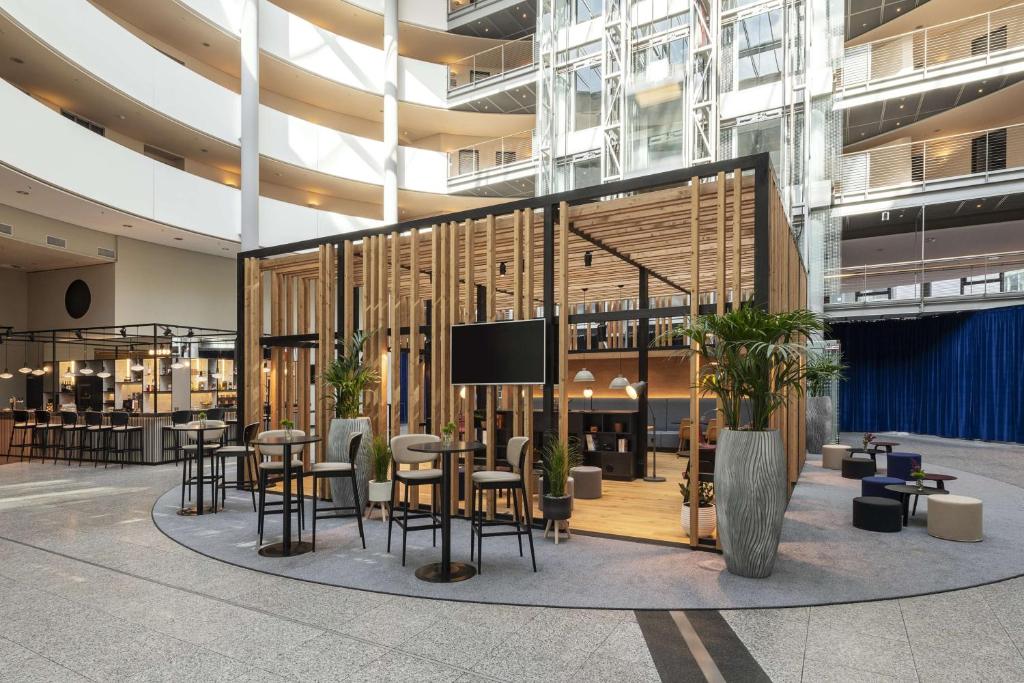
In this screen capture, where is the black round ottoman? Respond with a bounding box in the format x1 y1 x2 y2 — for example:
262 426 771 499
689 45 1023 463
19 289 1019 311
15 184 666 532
842 456 877 479
852 496 902 532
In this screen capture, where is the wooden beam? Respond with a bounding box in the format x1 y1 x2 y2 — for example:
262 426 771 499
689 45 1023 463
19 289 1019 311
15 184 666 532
390 231 400 438
486 213 497 518
557 201 569 446
688 177 701 549
733 168 743 305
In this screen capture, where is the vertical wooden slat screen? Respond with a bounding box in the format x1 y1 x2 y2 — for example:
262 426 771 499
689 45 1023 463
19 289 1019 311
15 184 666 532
688 176 701 548
377 234 388 436
390 231 400 438
485 214 497 518
557 201 570 445
523 208 535 493
463 219 475 515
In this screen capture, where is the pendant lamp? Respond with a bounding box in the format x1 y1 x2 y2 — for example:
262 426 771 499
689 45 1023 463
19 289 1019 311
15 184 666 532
573 288 596 382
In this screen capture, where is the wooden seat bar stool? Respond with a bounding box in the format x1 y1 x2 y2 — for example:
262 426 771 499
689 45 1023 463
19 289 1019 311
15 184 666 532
470 436 537 574
256 430 307 547
214 422 260 511
57 411 87 465
310 432 366 551
31 410 56 462
8 410 32 461
83 411 112 466
387 434 443 567
109 411 143 467
180 420 226 510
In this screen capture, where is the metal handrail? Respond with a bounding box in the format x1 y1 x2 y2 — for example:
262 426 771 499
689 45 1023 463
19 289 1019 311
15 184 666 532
838 2 1024 90
448 130 535 179
447 36 535 91
834 122 1022 198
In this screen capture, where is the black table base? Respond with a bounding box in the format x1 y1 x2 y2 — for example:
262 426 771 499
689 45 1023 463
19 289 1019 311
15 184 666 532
177 505 218 516
258 541 314 558
415 561 477 583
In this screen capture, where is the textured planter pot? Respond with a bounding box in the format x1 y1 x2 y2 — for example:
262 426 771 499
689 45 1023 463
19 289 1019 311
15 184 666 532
681 504 717 540
806 396 833 455
543 495 572 521
715 429 787 579
368 480 392 503
326 417 372 508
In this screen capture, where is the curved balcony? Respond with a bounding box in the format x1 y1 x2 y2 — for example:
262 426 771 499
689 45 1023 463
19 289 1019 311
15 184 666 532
0 0 448 196
0 77 380 248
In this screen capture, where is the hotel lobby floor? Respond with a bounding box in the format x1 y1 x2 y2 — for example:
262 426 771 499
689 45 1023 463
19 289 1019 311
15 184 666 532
2 434 1024 681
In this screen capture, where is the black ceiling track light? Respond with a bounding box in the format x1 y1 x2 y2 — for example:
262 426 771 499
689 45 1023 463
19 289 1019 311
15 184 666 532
584 250 593 267
499 261 507 276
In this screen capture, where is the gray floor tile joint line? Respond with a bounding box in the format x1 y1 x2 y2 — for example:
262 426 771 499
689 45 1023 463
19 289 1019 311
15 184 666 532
670 611 726 683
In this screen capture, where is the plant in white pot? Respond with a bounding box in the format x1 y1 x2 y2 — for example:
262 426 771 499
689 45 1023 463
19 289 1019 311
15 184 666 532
805 352 845 455
366 435 392 519
674 307 823 578
322 331 379 511
680 479 716 539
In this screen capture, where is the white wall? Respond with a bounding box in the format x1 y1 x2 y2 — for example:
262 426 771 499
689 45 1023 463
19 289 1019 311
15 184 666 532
26 264 116 330
0 268 28 406
113 237 235 330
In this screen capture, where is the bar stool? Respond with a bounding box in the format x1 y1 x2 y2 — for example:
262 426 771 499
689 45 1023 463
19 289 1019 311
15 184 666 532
311 432 366 551
179 420 226 511
470 436 536 573
387 434 442 567
215 422 259 511
206 408 225 421
83 411 112 466
163 410 191 467
8 410 32 461
109 411 143 467
256 430 307 546
31 410 56 462
56 411 87 465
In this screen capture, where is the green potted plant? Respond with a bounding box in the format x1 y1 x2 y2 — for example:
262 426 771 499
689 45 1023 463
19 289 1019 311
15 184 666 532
281 418 295 440
441 420 457 447
680 479 716 539
367 435 393 509
910 465 926 491
805 352 845 454
321 331 379 511
674 306 823 578
862 432 876 450
540 434 581 523
196 410 207 427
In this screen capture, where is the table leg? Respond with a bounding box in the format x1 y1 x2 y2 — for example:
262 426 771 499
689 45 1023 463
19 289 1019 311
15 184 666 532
441 448 451 578
282 442 292 555
196 439 205 515
901 494 909 526
937 481 945 490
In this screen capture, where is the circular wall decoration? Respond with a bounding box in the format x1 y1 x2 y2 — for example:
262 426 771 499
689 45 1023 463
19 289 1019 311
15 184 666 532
65 279 91 319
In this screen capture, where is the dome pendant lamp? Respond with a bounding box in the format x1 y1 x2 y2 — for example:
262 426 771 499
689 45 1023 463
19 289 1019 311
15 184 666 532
0 337 12 379
573 287 596 383
609 285 629 390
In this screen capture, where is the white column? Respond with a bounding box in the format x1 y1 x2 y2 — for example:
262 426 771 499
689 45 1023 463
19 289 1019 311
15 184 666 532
240 0 260 251
383 0 399 224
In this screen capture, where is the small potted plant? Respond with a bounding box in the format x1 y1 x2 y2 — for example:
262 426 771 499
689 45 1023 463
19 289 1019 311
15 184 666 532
862 432 876 450
441 421 457 447
805 352 845 454
196 411 207 428
910 465 926 491
680 479 716 539
367 435 393 507
281 418 295 440
541 434 580 524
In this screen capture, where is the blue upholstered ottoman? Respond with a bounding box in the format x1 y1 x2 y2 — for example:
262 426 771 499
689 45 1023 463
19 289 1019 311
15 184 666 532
886 452 922 481
861 476 904 500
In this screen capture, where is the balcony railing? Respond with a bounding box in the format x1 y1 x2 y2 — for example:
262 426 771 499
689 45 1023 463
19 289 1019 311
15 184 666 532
837 3 1024 91
827 251 1024 305
448 131 535 179
447 36 535 91
835 123 1023 199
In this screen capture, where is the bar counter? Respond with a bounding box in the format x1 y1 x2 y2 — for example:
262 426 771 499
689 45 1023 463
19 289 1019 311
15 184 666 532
0 409 237 464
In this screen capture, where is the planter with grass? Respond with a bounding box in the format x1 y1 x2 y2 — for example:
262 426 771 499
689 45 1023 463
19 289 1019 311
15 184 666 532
680 480 716 540
367 435 393 503
805 353 845 455
541 435 580 524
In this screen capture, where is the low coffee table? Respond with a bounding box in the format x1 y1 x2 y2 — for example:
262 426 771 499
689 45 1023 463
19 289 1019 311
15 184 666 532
922 473 957 490
884 484 949 525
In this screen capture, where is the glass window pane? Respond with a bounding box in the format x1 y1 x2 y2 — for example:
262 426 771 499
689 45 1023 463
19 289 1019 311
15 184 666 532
574 66 602 130
736 117 781 172
736 9 783 90
576 0 602 22
573 157 601 188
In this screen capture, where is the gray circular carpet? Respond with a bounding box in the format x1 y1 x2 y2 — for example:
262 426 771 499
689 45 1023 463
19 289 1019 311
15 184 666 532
153 455 1024 610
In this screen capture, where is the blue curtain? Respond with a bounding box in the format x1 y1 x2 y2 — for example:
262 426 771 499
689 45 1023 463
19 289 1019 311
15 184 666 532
833 305 1024 443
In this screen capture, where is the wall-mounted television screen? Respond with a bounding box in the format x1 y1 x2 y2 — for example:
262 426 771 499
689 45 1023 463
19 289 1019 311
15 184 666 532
450 319 545 386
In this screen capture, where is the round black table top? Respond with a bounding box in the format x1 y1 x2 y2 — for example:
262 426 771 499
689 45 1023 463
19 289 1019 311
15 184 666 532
173 423 227 431
253 433 320 446
872 440 900 447
408 440 485 454
923 473 957 482
885 484 949 497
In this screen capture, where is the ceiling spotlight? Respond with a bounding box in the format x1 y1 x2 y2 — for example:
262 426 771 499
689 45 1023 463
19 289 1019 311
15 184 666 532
74 329 83 340
186 329 194 338
499 261 507 276
119 327 127 337
162 326 173 337
625 381 648 400
584 251 593 267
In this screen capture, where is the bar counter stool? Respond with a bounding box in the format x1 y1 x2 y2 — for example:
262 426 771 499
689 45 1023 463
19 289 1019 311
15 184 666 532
109 411 143 467
164 410 191 467
83 411 112 466
179 420 226 511
257 430 307 546
8 410 32 461
215 422 259 510
470 436 537 573
31 410 56 462
310 432 365 551
387 434 442 567
57 411 87 465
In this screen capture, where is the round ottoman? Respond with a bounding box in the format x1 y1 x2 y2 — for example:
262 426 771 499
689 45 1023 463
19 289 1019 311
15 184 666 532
853 496 902 532
842 456 877 479
861 475 904 500
885 452 922 481
822 444 851 470
570 466 602 500
927 494 983 542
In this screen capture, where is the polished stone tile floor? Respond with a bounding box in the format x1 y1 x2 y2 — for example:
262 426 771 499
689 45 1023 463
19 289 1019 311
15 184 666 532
1 431 1023 682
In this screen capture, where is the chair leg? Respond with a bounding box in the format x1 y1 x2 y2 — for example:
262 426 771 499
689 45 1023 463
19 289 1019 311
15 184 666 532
476 487 484 574
432 483 438 548
470 484 476 562
512 485 524 557
522 483 536 572
352 473 366 550
247 453 258 513
386 485 395 554
401 482 410 567
258 471 267 546
311 474 318 552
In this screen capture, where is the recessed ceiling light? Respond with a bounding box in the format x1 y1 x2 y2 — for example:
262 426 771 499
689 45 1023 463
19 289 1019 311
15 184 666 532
9 57 23 64
174 237 183 241
122 223 132 227
15 190 29 195
202 42 211 47
118 114 126 120
200 148 208 153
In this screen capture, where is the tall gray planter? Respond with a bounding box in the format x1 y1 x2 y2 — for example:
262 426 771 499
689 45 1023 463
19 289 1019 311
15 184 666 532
715 428 787 579
326 417 372 511
805 395 833 455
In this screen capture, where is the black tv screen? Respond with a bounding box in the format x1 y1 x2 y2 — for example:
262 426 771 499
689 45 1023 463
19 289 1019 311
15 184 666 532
451 319 545 385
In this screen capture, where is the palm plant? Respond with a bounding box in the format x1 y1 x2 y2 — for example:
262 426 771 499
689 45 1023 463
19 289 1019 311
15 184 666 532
805 353 846 397
541 434 581 498
672 307 825 431
321 331 379 419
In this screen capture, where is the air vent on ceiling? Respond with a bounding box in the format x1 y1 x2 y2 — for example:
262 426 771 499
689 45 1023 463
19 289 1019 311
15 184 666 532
46 235 67 248
97 247 116 259
0 223 12 236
